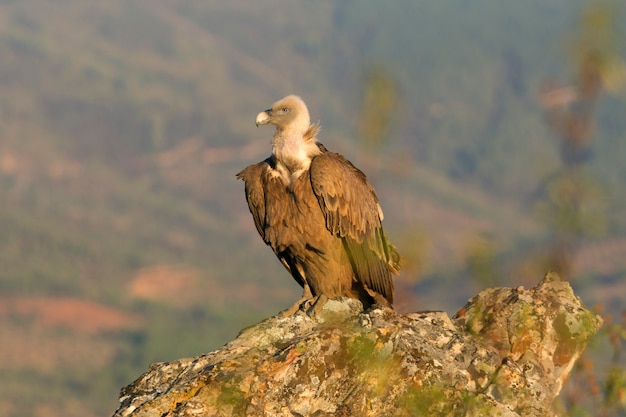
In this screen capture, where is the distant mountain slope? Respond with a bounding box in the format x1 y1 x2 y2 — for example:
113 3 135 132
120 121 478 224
0 2 624 417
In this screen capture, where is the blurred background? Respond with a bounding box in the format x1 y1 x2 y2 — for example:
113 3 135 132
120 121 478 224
0 1 625 416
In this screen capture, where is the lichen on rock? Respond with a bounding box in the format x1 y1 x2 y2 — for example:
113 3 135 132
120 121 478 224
113 273 602 417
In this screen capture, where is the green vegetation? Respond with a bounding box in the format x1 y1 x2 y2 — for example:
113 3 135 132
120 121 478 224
0 1 624 416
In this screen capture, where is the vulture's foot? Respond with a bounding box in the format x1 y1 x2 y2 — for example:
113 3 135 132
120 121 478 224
304 294 329 318
279 298 308 317
279 285 314 317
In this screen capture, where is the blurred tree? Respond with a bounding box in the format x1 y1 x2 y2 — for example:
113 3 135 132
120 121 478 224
358 65 399 151
355 63 401 176
465 233 498 288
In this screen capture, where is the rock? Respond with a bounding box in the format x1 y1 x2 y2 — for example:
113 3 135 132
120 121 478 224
113 273 602 417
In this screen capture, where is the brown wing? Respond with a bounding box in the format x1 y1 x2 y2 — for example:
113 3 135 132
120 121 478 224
236 159 270 241
309 151 397 304
237 156 309 290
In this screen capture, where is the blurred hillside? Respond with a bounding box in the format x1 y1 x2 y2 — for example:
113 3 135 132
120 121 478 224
0 1 624 416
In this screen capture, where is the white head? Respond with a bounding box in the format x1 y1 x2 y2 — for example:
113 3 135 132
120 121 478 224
255 95 311 135
255 95 321 176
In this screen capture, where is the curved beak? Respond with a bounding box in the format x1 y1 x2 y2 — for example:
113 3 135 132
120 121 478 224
255 109 272 127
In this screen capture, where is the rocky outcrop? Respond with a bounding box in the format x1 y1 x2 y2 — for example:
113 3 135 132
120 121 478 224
113 273 602 417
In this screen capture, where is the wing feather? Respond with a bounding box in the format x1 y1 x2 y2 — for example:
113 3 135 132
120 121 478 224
310 152 397 303
236 160 269 241
310 152 382 240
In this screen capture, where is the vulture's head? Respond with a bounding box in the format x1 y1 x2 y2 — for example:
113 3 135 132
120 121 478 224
255 95 311 134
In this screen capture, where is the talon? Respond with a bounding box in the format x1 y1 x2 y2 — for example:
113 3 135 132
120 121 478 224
305 294 330 318
279 286 314 317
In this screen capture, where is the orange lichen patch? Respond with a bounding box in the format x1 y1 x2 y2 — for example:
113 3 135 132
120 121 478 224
455 306 467 318
509 305 540 359
553 335 577 368
510 328 538 359
258 346 302 380
129 264 200 305
0 296 141 334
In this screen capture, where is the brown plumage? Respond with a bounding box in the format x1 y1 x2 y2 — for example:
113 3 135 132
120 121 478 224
237 95 400 312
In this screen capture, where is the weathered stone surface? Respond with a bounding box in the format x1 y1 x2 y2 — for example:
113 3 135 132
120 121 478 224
113 273 602 417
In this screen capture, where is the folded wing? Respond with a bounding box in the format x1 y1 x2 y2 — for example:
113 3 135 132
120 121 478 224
309 152 397 304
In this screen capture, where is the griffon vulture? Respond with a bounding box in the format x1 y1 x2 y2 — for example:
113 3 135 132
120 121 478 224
237 95 400 313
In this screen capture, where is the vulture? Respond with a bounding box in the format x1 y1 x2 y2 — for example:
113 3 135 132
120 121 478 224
237 95 401 313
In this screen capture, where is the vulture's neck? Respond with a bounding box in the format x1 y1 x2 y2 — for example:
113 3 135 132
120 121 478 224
272 124 321 184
